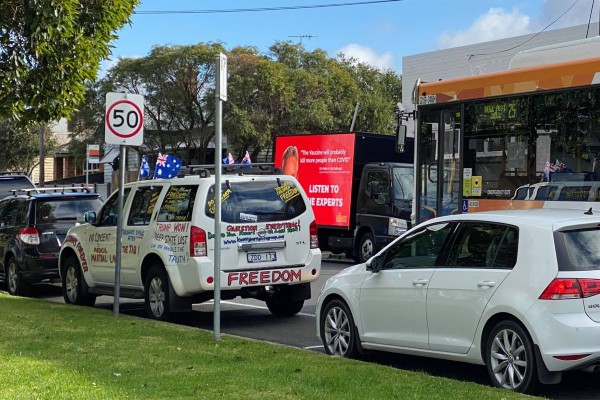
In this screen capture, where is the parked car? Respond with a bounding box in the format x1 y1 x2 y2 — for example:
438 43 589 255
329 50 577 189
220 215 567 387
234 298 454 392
0 171 36 197
316 208 600 394
59 167 321 321
0 188 103 295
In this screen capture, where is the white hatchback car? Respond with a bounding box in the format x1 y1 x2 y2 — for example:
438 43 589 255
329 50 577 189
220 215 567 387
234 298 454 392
316 208 600 394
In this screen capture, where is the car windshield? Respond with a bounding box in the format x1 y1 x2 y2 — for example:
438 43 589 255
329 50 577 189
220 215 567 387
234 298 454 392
35 198 102 223
393 167 413 201
556 227 600 271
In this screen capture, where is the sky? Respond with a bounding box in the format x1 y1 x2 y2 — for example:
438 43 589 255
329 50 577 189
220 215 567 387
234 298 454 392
103 0 600 75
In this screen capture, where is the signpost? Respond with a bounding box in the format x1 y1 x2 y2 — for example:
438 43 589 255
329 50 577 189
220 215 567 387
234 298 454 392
214 53 227 341
86 144 100 187
105 92 144 317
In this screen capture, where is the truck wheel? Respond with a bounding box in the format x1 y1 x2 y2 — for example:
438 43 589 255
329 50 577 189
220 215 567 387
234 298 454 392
62 256 96 306
266 297 304 317
357 232 374 263
144 265 171 321
6 257 30 296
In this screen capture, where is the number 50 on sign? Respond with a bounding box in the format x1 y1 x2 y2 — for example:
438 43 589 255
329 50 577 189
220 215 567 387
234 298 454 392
105 92 144 146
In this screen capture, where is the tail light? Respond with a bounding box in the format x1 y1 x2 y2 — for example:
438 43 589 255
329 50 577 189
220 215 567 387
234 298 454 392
190 226 207 257
18 227 40 245
310 220 319 249
539 278 600 300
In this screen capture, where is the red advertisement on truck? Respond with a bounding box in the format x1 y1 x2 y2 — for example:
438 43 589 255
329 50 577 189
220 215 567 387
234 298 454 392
274 133 355 228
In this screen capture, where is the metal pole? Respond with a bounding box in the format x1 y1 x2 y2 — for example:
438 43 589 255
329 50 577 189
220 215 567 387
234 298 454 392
113 144 126 317
350 102 359 132
39 124 45 186
213 53 227 341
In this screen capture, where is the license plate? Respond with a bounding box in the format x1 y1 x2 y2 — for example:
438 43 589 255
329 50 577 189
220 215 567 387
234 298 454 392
247 252 277 263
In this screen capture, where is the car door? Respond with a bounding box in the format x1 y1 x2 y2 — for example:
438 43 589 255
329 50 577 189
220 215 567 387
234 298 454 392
426 222 517 353
358 221 455 349
84 189 130 285
0 199 12 273
122 185 162 287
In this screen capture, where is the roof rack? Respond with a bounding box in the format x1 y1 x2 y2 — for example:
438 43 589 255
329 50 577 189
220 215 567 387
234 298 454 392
10 183 98 197
0 171 28 176
183 163 281 177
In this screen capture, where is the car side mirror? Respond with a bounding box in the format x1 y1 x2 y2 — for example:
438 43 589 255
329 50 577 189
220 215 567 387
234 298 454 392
84 211 96 223
368 181 380 199
366 255 383 273
396 125 407 153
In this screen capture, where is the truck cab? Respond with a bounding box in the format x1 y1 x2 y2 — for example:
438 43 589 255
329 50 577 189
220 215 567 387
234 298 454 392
352 163 413 263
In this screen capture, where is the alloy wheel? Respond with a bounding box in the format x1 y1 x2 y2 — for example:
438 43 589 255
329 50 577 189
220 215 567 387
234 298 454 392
324 305 352 356
489 328 529 390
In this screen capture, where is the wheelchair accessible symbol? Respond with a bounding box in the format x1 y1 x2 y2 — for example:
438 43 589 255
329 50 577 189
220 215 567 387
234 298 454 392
462 199 469 213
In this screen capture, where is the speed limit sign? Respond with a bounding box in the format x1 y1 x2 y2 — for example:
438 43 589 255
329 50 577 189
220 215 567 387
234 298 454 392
105 92 144 146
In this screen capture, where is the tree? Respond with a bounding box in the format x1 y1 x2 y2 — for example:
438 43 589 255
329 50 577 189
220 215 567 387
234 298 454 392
0 0 139 126
70 41 403 163
0 121 56 173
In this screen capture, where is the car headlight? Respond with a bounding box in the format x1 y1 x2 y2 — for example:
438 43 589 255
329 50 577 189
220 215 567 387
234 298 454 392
388 217 408 236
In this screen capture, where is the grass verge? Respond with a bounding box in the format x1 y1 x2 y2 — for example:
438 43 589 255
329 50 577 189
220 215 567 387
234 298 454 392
0 294 537 400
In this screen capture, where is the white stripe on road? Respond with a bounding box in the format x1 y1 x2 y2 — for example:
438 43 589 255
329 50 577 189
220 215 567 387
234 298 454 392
205 300 316 318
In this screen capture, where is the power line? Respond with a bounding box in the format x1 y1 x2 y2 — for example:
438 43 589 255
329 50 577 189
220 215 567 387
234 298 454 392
135 0 404 15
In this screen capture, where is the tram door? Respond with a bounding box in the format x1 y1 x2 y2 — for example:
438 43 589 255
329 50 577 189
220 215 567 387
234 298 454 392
418 108 461 223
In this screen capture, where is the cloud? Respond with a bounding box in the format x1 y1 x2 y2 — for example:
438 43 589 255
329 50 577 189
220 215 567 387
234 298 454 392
337 44 394 70
438 7 532 49
537 0 599 30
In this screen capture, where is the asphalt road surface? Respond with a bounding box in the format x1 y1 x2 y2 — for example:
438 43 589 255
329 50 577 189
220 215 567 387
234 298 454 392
15 258 600 399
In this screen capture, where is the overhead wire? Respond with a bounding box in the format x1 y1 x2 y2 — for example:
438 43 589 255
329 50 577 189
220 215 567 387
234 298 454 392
135 0 404 15
467 0 582 59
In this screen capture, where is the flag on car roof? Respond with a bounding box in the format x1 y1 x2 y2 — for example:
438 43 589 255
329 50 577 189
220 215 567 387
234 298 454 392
223 152 235 165
242 151 251 165
139 155 150 179
153 153 182 179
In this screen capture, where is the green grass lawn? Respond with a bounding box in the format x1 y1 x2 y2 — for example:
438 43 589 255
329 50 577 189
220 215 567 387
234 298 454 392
0 293 537 400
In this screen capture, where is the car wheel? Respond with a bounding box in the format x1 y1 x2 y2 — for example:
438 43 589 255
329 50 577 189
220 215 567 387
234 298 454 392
320 298 358 358
265 297 304 317
6 257 30 296
144 265 171 321
357 232 374 263
62 257 96 306
486 320 539 394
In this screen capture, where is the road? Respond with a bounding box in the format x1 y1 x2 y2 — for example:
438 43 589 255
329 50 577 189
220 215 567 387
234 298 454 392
23 258 600 399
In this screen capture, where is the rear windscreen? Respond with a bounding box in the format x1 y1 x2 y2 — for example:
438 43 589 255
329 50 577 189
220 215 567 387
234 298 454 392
35 197 103 223
0 177 35 197
555 227 600 271
206 179 307 223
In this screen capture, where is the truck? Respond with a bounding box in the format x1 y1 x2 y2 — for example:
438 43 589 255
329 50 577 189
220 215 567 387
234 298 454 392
274 131 414 263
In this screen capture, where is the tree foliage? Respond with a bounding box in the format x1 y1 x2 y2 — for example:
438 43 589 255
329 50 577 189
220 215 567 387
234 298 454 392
0 0 139 126
0 121 56 173
70 41 403 162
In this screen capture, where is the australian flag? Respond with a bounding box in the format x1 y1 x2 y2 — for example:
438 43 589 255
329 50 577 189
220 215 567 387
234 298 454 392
139 155 150 179
153 153 182 179
223 152 235 165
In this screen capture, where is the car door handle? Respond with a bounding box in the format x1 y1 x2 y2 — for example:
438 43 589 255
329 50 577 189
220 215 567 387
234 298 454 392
412 278 429 287
477 281 496 288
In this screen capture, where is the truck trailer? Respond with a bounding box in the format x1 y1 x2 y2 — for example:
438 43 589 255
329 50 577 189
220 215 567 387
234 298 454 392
274 132 414 262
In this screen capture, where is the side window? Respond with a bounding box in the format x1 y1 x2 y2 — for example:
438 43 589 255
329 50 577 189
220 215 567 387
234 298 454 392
366 170 390 199
0 200 10 227
157 185 197 222
128 186 161 226
447 222 518 269
97 189 131 227
0 200 27 227
381 222 454 269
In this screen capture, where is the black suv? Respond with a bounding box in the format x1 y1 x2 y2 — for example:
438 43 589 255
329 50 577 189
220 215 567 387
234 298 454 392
0 188 103 295
0 171 37 197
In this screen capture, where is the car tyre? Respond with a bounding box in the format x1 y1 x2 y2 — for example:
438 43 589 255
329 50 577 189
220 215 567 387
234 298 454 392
320 298 358 358
6 257 30 296
265 297 304 317
486 320 539 394
144 265 171 321
62 257 96 306
357 232 374 263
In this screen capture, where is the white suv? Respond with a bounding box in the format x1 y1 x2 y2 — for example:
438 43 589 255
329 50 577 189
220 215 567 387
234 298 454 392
59 169 321 320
